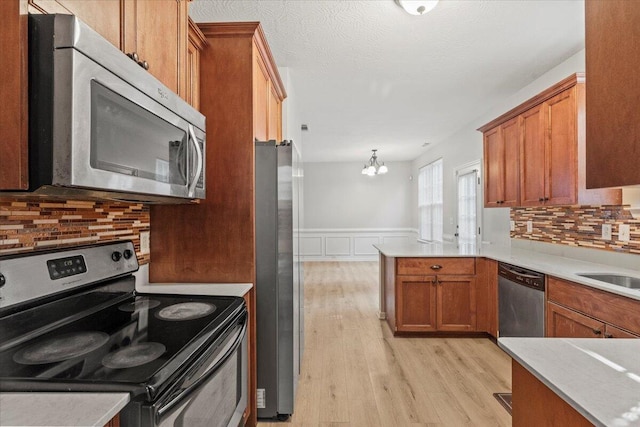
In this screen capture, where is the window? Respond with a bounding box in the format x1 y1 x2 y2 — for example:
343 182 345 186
418 159 443 242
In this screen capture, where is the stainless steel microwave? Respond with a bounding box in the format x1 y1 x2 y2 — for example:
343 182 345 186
27 14 206 203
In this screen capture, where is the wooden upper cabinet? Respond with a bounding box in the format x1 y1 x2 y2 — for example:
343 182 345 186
545 88 577 205
253 50 270 142
483 118 519 208
520 105 545 206
483 126 503 208
29 0 122 48
29 0 189 96
268 84 282 142
186 18 207 109
0 0 28 190
253 44 284 143
479 73 621 208
585 0 640 188
123 0 189 95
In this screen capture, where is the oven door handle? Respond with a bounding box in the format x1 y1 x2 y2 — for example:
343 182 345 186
156 319 247 421
187 124 203 198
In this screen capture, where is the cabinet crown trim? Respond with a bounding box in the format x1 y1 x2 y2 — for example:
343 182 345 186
197 21 287 100
477 72 584 132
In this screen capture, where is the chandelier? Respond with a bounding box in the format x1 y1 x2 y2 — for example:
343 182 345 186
361 149 388 176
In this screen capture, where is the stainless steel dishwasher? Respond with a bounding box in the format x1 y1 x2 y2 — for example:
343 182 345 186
498 262 546 337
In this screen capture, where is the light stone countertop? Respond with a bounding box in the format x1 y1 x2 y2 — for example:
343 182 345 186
135 281 252 297
374 242 640 301
0 392 129 426
498 338 640 427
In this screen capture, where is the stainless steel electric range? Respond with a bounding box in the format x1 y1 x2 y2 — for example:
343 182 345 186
0 241 248 427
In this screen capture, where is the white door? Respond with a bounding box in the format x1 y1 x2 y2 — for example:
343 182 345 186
456 163 481 247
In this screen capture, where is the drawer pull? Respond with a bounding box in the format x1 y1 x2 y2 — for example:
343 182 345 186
592 328 602 335
604 333 613 338
430 265 442 270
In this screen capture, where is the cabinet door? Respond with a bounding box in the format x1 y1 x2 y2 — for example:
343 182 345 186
483 126 503 207
546 302 604 338
604 324 639 339
253 51 270 142
436 275 476 331
29 0 123 49
520 105 546 206
501 117 520 207
585 0 640 188
0 0 28 190
267 84 282 142
125 0 188 94
545 88 577 205
396 275 437 332
186 19 206 109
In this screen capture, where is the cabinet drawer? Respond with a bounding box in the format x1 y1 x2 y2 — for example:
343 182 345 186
397 258 475 276
547 277 640 336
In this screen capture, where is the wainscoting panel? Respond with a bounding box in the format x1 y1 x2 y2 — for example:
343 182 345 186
300 229 418 261
300 236 323 256
354 237 380 255
325 237 350 256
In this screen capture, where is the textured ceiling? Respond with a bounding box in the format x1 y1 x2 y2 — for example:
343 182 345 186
190 0 585 162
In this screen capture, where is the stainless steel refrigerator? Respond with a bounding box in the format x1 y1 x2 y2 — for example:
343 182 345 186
255 140 301 420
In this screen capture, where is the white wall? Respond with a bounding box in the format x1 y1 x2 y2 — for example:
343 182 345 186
301 161 415 260
412 49 587 246
303 161 413 229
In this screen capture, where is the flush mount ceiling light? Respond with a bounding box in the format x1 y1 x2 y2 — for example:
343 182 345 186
361 149 388 176
395 0 439 15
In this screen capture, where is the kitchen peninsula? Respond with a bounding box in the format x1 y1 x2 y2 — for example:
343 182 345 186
376 240 640 426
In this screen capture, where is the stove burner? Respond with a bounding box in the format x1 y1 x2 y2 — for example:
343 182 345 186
118 297 161 312
155 302 216 321
102 342 166 369
13 331 109 365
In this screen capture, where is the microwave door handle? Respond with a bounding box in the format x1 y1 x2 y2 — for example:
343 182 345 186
187 124 203 198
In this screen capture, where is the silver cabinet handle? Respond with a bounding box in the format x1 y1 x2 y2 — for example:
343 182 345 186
430 265 442 270
187 124 203 198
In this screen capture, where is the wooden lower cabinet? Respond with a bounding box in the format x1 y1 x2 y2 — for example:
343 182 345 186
547 301 605 338
436 275 476 331
397 275 437 332
547 277 640 339
104 413 120 427
389 257 479 334
512 360 592 427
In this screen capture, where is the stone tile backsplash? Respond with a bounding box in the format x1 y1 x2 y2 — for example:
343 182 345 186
511 205 640 255
0 198 150 264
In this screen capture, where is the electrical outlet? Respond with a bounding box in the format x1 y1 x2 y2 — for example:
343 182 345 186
510 221 515 232
527 221 533 233
140 231 150 254
619 224 631 242
602 224 612 240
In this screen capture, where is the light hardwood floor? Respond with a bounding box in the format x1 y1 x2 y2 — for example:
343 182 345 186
258 261 512 427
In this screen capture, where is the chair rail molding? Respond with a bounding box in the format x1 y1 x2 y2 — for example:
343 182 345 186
299 228 419 261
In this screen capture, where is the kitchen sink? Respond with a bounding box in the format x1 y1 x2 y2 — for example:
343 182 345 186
576 273 640 289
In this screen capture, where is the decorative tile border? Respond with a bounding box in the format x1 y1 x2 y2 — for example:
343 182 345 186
511 205 640 255
0 198 150 264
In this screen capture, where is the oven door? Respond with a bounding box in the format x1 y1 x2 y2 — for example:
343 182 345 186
146 313 248 427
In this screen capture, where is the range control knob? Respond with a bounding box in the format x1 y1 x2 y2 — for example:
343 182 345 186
0 273 5 287
111 251 123 262
123 249 134 260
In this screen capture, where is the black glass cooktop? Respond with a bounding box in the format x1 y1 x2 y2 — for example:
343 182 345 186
0 279 244 391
